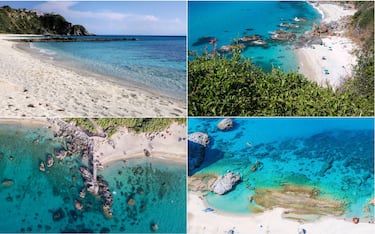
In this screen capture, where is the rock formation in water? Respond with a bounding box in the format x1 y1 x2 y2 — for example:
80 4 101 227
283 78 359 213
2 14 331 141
188 132 210 175
210 172 241 195
217 118 233 131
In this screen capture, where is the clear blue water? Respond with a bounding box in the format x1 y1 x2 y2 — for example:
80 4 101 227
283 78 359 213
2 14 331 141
189 1 322 72
31 36 186 100
188 118 374 220
0 122 186 233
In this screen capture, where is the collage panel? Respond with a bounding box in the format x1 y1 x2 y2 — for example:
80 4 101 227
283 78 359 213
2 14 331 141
188 117 374 233
0 1 187 117
188 1 374 116
0 118 187 233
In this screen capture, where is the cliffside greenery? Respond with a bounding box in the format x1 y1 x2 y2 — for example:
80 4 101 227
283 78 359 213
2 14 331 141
0 5 91 35
188 47 373 116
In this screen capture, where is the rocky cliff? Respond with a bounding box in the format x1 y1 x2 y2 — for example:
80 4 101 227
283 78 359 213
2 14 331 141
0 5 92 35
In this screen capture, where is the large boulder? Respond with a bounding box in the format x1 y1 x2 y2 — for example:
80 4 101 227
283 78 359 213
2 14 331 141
188 132 209 147
218 118 233 131
211 172 241 195
188 132 209 175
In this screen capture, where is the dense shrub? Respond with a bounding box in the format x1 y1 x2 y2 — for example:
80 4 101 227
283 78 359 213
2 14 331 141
188 50 373 116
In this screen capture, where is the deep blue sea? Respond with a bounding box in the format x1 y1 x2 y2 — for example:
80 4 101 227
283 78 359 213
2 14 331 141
189 1 322 72
31 36 186 100
0 122 186 233
188 118 374 221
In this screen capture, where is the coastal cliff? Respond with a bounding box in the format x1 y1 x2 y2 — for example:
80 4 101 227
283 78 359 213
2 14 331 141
0 5 92 35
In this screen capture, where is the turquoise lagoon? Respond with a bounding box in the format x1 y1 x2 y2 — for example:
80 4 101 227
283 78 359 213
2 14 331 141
189 1 321 72
0 121 186 233
30 36 186 101
188 118 374 221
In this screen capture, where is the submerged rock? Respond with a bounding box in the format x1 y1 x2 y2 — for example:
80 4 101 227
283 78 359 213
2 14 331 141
74 199 83 211
270 30 296 41
127 198 136 206
150 223 158 232
1 179 14 187
254 184 345 220
39 161 46 172
218 118 233 131
52 208 65 221
211 172 241 195
46 155 54 167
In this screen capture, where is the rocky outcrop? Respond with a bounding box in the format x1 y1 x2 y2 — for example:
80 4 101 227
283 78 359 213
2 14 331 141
217 118 233 131
271 30 296 41
188 132 210 175
296 33 323 48
0 6 92 35
210 172 241 195
69 24 91 36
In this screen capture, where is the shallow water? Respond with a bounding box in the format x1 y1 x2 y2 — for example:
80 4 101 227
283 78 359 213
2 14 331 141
31 36 186 100
0 122 186 233
188 118 374 220
189 1 321 72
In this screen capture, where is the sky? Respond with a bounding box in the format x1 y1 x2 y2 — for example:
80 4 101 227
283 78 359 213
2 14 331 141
0 1 186 35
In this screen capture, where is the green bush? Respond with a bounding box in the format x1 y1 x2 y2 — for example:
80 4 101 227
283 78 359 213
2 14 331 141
67 118 186 137
188 50 373 116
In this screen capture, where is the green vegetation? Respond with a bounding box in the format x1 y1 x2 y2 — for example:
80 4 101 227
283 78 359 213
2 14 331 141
347 1 374 110
67 118 186 137
0 5 90 35
188 48 373 116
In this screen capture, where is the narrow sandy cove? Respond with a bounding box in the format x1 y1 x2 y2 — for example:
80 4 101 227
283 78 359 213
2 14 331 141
295 2 358 90
0 34 186 117
93 122 187 166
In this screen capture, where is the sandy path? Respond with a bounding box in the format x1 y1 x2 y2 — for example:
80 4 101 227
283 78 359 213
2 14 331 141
0 34 186 117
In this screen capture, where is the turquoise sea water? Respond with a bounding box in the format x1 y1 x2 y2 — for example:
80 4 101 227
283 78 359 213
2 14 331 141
189 1 321 72
0 122 186 233
188 118 374 220
31 36 186 100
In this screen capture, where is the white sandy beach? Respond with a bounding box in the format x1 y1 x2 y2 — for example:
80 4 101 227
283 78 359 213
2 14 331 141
94 122 186 165
0 34 186 117
295 2 358 90
188 193 375 234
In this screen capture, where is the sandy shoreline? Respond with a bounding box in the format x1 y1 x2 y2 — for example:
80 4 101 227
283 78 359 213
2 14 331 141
295 2 358 90
188 192 374 234
94 122 186 165
0 34 186 117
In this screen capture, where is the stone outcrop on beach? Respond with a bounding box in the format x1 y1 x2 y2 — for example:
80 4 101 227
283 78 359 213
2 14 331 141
48 118 93 159
210 172 241 195
295 33 323 48
0 6 93 35
188 132 210 175
217 118 233 131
